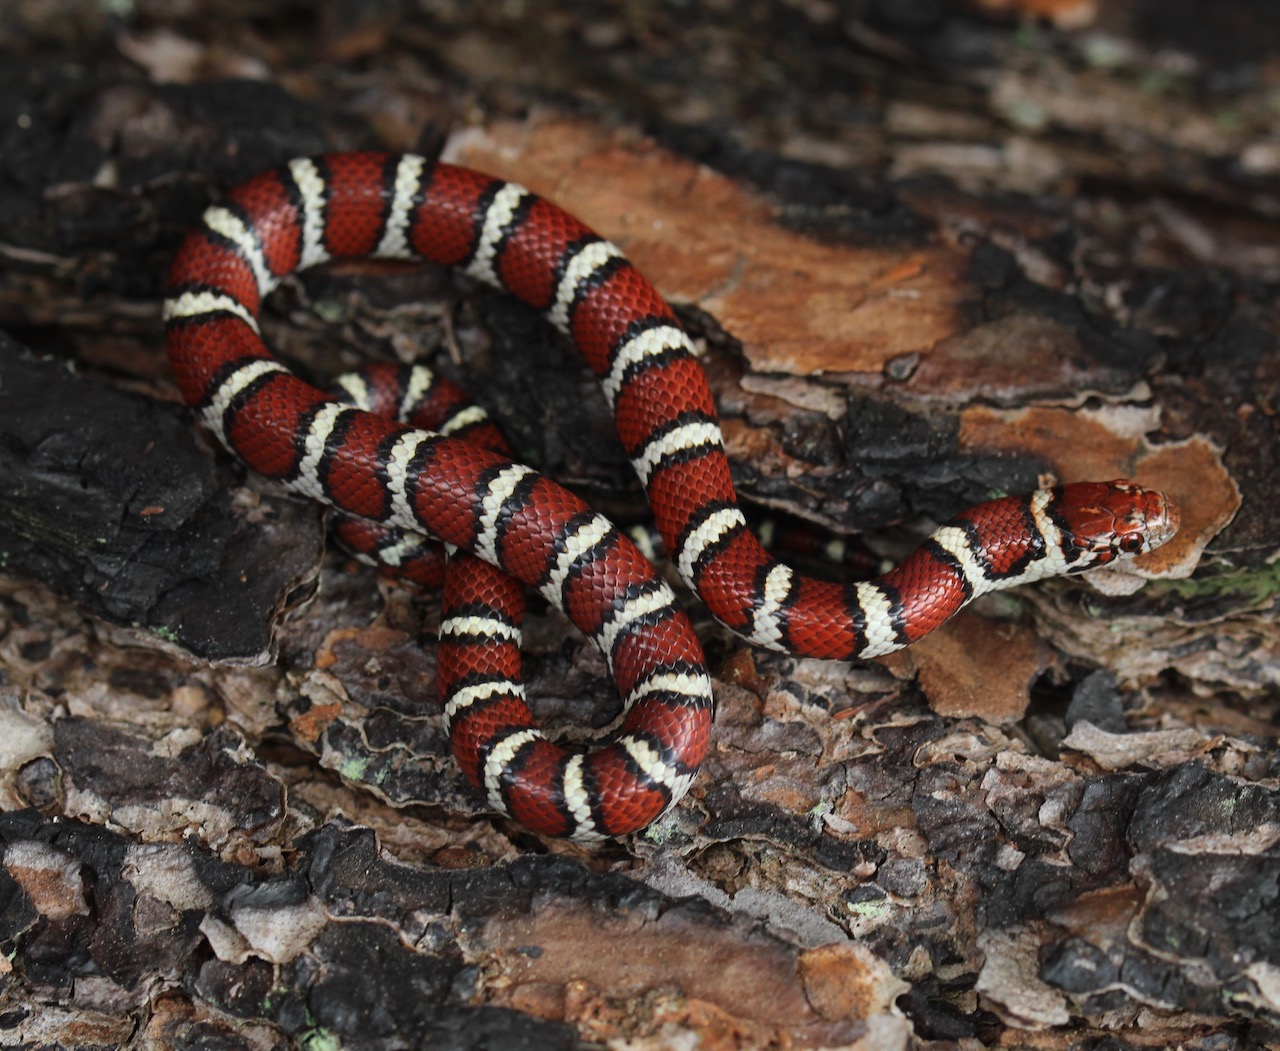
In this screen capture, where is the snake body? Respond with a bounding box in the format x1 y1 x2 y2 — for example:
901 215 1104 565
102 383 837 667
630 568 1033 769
163 152 1179 839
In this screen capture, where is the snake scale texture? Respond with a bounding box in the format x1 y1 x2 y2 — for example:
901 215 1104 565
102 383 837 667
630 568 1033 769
163 152 1179 840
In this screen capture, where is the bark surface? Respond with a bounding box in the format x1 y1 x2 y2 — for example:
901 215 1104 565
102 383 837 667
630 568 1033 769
0 2 1274 1048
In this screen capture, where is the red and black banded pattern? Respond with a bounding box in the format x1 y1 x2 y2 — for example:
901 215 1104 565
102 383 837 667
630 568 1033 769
164 151 1180 840
326 363 504 587
327 363 694 837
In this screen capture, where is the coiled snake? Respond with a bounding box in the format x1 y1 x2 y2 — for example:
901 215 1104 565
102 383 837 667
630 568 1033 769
163 152 1179 839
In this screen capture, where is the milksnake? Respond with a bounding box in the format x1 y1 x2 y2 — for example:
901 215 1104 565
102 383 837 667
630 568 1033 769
163 151 1180 840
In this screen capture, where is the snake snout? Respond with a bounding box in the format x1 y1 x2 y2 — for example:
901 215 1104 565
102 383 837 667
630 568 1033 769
1128 482 1181 554
1151 490 1181 548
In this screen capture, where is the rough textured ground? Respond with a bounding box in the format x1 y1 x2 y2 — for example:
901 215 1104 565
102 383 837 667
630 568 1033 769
0 2 1276 1048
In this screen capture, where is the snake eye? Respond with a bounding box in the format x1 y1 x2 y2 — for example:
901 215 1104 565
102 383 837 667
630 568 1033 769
1120 534 1145 554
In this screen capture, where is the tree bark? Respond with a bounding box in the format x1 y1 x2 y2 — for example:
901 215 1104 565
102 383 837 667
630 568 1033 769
0 2 1274 1048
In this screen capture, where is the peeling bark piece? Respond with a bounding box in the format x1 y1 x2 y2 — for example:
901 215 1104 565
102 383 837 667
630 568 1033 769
446 120 970 377
3 839 89 921
976 924 1071 1029
797 942 910 1023
483 875 906 1045
0 1003 136 1049
0 335 326 662
879 611 1050 723
227 897 330 964
1045 882 1145 952
1061 721 1211 772
123 842 216 913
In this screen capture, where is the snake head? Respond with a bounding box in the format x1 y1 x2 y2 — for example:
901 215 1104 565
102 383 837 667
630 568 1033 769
1056 480 1181 570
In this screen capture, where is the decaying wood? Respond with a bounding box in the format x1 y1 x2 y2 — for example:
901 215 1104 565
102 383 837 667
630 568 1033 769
0 2 1275 1049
